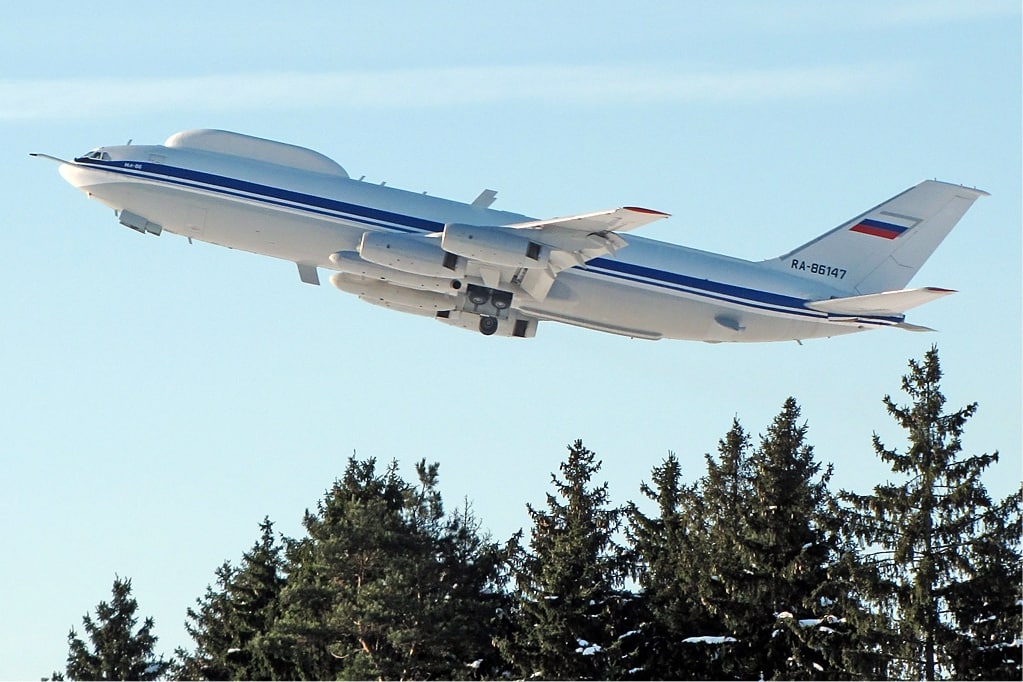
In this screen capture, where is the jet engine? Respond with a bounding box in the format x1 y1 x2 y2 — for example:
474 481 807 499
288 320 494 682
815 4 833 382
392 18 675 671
330 251 462 293
441 223 550 269
329 273 457 315
358 232 464 278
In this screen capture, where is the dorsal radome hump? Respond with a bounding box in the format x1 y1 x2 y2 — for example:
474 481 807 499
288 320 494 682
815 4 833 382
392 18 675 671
164 129 348 178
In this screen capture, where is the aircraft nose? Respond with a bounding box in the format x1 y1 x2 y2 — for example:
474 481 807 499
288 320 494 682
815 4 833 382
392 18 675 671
58 163 75 187
30 153 85 189
58 160 84 187
57 160 106 193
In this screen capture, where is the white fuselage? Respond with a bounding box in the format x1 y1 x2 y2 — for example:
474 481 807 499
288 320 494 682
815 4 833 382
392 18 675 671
56 139 883 343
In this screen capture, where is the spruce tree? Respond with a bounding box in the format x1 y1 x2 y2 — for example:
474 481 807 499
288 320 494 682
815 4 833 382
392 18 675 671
627 452 722 679
746 398 873 679
682 418 758 678
944 485 1022 680
174 517 288 680
500 440 635 680
685 404 871 680
268 456 503 680
65 576 171 680
842 346 1016 680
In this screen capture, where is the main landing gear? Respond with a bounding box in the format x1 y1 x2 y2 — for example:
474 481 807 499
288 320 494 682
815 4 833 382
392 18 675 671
465 284 513 335
479 316 499 335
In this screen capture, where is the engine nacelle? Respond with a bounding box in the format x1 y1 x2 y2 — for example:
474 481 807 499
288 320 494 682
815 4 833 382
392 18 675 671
358 232 464 278
441 223 550 269
330 251 462 293
330 273 457 314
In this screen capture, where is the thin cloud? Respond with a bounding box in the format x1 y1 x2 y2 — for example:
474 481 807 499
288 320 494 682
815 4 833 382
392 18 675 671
0 63 913 121
870 0 1018 26
727 0 1018 31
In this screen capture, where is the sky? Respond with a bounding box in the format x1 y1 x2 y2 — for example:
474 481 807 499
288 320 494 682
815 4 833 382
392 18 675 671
2 1 1020 677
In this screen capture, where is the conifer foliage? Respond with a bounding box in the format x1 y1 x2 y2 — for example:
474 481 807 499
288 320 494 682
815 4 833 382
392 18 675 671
65 576 170 681
500 440 634 680
642 402 874 680
174 518 287 679
627 451 709 678
268 457 503 680
843 347 1021 680
54 347 1020 681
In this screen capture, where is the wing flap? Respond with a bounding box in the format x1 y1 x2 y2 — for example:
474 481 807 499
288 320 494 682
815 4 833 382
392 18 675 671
507 206 669 234
806 287 955 316
439 206 668 303
507 206 668 301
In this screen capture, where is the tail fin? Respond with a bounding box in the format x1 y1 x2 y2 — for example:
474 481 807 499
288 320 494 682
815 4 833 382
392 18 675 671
763 180 987 295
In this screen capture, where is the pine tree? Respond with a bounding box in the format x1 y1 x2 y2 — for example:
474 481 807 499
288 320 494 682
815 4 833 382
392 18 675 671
684 403 871 680
746 398 873 679
944 485 1022 680
500 440 635 680
65 576 171 681
268 456 407 679
843 346 1015 680
268 456 503 680
174 517 288 680
695 417 753 635
627 452 723 679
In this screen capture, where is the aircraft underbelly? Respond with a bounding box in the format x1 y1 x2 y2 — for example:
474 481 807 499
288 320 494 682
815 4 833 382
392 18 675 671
544 270 856 343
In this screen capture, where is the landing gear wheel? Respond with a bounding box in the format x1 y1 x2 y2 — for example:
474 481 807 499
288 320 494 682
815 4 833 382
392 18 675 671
479 316 499 336
491 291 512 310
469 289 490 305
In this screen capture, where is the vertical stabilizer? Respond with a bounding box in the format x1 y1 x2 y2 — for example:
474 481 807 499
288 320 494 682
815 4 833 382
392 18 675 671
763 180 987 295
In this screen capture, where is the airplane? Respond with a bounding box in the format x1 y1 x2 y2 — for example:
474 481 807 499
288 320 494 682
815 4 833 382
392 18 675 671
34 129 987 343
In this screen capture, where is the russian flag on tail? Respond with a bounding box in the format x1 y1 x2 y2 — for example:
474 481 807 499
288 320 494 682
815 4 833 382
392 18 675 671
850 218 909 240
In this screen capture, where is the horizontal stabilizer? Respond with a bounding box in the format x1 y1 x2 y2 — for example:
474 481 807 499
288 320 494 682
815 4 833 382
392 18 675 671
806 287 955 316
894 321 938 333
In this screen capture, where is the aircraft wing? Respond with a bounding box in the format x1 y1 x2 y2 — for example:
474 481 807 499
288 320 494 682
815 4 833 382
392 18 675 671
503 206 669 300
507 206 670 234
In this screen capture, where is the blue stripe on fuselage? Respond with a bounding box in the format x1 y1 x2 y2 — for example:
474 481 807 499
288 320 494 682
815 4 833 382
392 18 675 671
79 157 443 234
76 158 901 326
585 258 809 314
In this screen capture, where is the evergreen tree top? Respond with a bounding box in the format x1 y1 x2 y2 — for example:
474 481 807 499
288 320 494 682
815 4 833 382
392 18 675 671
841 346 1012 681
65 577 170 681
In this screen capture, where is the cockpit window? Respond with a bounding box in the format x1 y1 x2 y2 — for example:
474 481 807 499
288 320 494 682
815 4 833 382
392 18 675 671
80 150 111 161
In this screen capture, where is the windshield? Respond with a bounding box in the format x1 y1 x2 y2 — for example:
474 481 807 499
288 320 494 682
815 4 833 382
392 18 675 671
77 149 111 162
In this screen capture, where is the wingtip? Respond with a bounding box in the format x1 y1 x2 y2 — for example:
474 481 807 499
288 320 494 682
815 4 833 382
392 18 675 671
623 206 670 218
